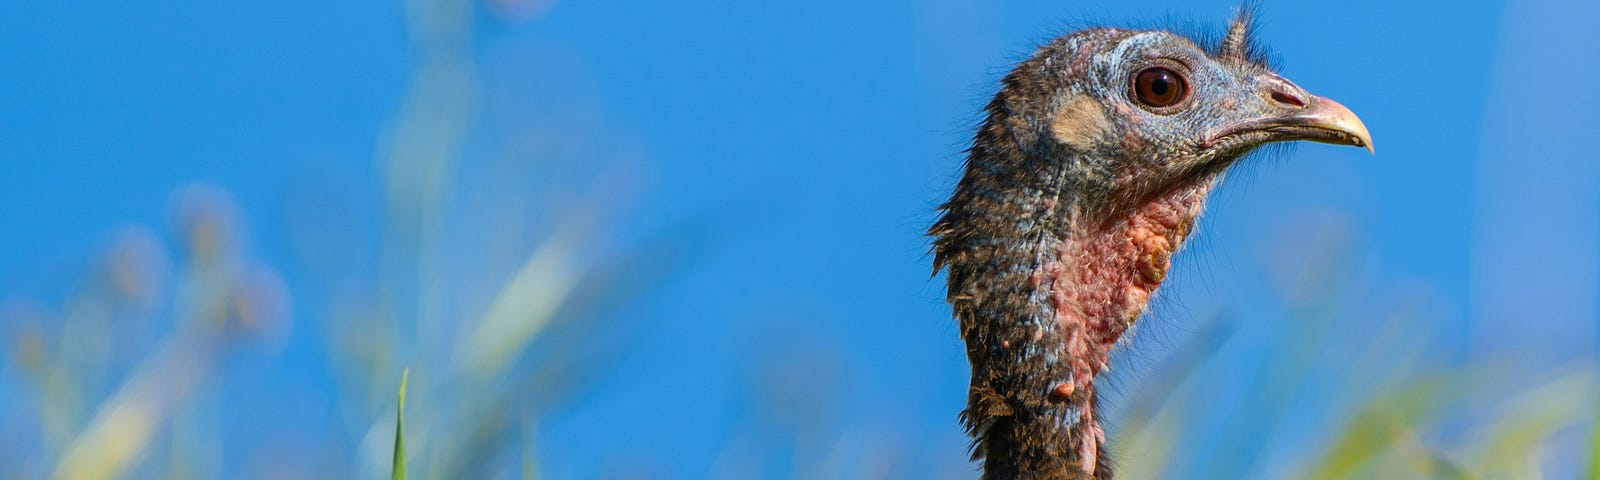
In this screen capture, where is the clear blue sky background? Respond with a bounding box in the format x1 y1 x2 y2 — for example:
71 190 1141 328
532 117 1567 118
2 0 1597 478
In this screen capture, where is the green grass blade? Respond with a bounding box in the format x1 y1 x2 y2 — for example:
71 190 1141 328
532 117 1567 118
393 368 409 480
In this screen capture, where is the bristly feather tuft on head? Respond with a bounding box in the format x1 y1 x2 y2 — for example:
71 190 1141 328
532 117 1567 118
1210 3 1275 68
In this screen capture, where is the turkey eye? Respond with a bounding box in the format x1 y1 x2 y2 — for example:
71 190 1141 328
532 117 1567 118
1133 67 1188 108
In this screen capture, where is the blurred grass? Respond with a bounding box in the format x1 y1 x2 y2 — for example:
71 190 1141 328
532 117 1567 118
0 0 705 477
394 369 408 480
1108 209 1599 480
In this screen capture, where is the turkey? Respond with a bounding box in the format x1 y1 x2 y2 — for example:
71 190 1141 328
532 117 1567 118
928 9 1372 479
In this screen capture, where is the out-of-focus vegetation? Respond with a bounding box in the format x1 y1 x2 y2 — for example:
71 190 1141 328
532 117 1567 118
1 0 697 478
393 369 408 480
1109 210 1599 480
3 184 296 479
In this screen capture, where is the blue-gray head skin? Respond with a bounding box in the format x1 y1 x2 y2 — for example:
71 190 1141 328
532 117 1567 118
929 10 1370 479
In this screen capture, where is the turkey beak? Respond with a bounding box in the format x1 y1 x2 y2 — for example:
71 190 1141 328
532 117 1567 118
1209 88 1374 154
1284 95 1374 154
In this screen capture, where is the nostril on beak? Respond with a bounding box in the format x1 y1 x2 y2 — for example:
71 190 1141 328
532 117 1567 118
1270 90 1307 108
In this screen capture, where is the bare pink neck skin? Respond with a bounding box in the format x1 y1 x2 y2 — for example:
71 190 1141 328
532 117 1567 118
1037 180 1211 473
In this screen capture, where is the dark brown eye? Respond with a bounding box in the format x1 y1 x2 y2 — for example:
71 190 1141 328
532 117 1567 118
1133 67 1188 108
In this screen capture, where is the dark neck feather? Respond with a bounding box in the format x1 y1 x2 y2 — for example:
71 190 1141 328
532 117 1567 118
932 101 1211 479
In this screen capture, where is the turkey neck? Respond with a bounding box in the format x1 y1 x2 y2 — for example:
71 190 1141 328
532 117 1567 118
934 124 1213 479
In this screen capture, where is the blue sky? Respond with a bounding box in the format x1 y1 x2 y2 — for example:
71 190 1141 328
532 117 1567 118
3 0 1597 477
